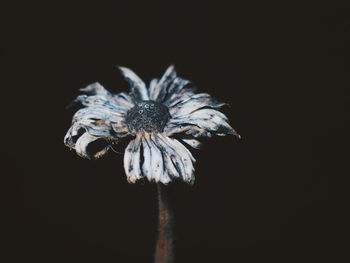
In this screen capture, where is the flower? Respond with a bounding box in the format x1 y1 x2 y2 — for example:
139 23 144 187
64 65 239 184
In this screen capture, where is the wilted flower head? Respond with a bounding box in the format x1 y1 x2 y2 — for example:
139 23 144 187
64 66 239 184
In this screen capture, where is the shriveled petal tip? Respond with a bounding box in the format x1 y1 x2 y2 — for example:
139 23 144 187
227 129 241 138
118 66 149 101
80 82 110 96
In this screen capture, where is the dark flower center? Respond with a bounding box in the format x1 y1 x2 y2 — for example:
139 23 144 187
125 100 170 133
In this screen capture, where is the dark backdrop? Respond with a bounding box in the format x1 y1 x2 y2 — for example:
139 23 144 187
2 1 344 262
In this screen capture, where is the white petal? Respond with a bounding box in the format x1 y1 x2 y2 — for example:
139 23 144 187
119 66 149 101
164 87 195 107
161 65 176 78
162 77 191 102
169 94 226 118
148 78 159 100
112 92 135 109
166 108 238 137
181 138 202 149
149 65 176 101
163 124 203 137
152 136 180 179
158 134 195 183
141 134 173 184
69 124 83 137
188 108 228 120
141 135 152 181
123 136 143 183
169 92 210 107
148 135 166 183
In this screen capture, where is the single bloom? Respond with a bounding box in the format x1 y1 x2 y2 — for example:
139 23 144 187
64 65 239 184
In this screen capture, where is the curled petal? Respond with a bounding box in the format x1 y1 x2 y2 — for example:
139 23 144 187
64 124 85 148
64 125 114 159
72 107 128 138
119 66 149 101
64 102 128 160
75 133 110 159
75 133 99 158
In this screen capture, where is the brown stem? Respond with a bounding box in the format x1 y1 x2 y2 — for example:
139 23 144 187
154 184 174 263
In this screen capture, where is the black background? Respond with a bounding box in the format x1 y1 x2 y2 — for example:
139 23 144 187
2 1 346 262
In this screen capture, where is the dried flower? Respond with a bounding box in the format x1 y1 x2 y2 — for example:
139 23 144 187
64 66 239 184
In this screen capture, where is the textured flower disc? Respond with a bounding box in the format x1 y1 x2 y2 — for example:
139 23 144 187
125 101 170 133
64 65 240 184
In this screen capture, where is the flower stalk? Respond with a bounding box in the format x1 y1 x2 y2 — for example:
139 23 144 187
154 184 174 263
